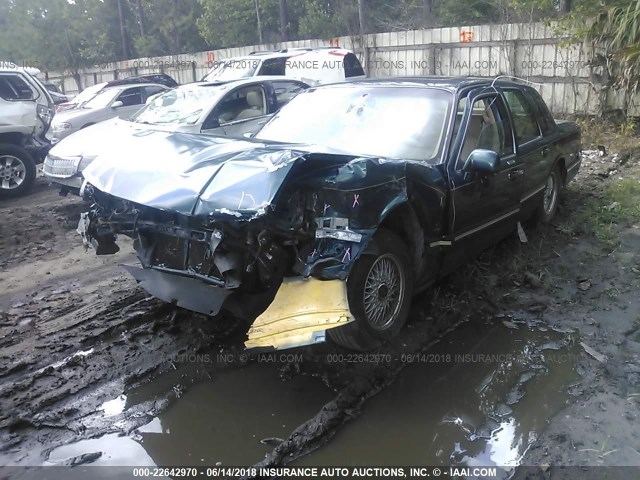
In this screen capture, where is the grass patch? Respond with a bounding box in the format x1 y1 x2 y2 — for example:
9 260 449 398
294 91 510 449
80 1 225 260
571 177 640 250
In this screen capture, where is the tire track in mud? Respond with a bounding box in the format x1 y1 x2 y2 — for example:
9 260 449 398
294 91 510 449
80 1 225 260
0 280 223 461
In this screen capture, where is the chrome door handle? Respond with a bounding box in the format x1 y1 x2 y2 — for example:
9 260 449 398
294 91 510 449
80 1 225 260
541 147 550 156
508 169 524 180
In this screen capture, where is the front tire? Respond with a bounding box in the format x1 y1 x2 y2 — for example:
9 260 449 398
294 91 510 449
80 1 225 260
328 229 414 351
535 165 562 224
0 145 36 199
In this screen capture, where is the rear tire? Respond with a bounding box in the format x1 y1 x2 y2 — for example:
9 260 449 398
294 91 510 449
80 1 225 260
0 145 36 199
535 165 562 224
328 229 414 351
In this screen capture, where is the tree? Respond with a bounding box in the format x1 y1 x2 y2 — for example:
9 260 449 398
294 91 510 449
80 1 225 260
559 0 571 13
279 0 289 41
358 0 367 34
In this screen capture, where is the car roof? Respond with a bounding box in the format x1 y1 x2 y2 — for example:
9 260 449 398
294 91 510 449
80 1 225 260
223 47 354 62
318 76 530 91
192 76 310 89
101 82 168 92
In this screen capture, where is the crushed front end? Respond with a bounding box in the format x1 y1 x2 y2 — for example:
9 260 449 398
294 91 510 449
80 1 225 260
78 140 410 350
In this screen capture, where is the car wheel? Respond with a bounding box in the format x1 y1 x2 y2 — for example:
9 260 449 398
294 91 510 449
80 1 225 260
0 145 36 199
328 229 413 351
535 165 562 224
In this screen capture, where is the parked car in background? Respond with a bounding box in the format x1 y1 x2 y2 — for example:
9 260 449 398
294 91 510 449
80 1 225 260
0 65 54 198
202 47 365 85
43 82 69 105
43 77 310 193
77 77 580 351
49 83 169 144
55 73 178 112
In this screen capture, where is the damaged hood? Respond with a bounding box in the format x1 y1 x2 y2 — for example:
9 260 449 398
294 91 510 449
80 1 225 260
82 129 314 217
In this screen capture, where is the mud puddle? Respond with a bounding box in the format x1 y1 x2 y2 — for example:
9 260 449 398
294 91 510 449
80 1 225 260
44 362 333 467
296 316 580 469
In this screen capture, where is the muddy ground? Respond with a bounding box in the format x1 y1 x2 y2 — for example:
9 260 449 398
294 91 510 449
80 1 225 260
1 140 639 478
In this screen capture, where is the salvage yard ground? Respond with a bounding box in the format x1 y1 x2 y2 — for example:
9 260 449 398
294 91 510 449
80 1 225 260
1 123 640 476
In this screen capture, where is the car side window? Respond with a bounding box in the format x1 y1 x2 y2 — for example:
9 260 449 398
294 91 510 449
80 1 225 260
344 53 365 78
211 86 267 126
117 87 144 106
455 96 513 171
144 86 166 100
272 81 307 109
258 58 286 76
502 90 541 144
0 74 35 100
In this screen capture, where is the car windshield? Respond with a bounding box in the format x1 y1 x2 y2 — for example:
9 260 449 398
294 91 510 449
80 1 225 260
256 86 453 162
202 59 260 81
130 86 223 125
82 88 121 109
72 82 107 106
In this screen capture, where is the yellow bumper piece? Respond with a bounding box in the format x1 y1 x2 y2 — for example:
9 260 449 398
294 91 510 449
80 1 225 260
245 277 354 350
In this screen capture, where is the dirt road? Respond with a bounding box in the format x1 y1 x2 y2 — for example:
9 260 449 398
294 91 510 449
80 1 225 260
1 144 639 476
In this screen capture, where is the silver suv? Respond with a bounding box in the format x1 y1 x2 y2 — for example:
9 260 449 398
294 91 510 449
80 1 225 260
0 63 54 198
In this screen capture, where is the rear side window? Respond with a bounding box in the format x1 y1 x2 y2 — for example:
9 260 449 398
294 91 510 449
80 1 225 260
344 53 365 78
502 89 541 145
258 58 286 76
144 86 166 100
0 74 35 100
525 89 555 135
272 81 308 108
117 87 144 106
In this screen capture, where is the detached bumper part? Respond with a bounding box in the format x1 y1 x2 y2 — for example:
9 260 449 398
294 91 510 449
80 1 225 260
123 265 232 316
245 277 354 350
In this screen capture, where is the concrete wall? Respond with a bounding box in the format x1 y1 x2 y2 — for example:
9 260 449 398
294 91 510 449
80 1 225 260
42 21 624 115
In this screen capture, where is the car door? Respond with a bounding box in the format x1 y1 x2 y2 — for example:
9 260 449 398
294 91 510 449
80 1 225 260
445 88 523 258
501 88 547 217
201 84 272 137
112 86 147 119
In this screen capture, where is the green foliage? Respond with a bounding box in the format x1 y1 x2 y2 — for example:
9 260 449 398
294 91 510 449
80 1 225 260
0 0 612 75
580 1 640 101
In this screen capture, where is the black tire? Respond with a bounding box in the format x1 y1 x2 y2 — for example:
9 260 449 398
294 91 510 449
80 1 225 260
328 229 414 351
0 145 36 199
535 164 562 224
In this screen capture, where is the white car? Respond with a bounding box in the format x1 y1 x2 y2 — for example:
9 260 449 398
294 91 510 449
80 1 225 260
202 47 366 85
0 63 54 197
43 76 309 193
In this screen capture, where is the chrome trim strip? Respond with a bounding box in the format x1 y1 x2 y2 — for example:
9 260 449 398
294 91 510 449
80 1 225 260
454 208 520 241
521 185 546 203
429 240 452 248
567 161 580 171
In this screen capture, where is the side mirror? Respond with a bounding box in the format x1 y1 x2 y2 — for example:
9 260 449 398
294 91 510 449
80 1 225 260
111 100 124 108
463 149 499 174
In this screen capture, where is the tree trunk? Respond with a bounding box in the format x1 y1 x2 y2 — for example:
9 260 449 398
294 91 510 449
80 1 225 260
279 0 289 42
116 0 130 58
558 0 571 13
172 0 180 53
422 0 432 27
358 0 367 35
255 0 263 44
135 0 146 37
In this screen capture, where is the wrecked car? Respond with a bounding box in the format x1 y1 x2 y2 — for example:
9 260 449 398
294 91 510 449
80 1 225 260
78 77 581 351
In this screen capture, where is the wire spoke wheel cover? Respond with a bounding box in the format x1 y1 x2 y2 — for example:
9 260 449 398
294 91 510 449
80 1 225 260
363 253 405 331
543 173 558 215
0 155 27 190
